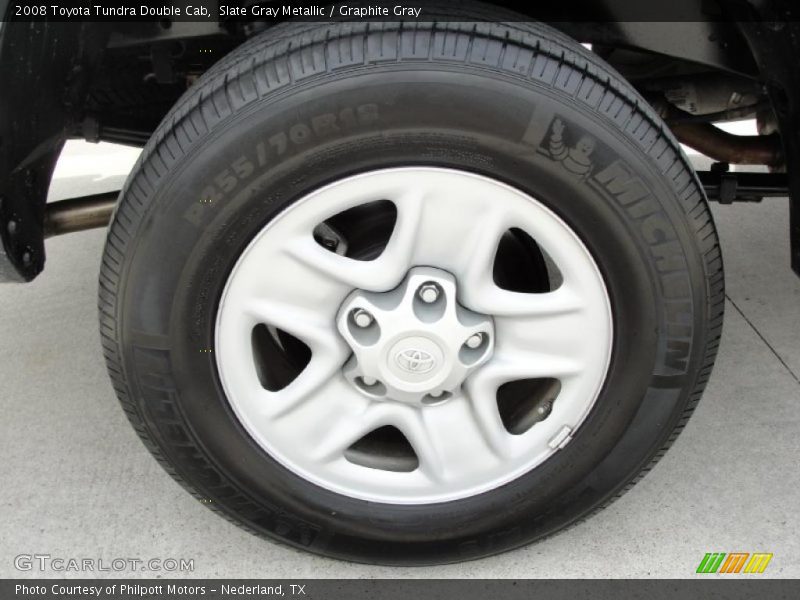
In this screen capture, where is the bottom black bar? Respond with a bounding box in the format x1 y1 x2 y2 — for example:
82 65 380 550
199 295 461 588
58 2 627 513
2 579 800 600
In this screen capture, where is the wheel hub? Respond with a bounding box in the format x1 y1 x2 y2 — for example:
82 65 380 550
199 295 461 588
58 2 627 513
336 267 494 406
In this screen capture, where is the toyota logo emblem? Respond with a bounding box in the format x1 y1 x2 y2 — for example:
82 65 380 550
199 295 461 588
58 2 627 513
395 349 436 374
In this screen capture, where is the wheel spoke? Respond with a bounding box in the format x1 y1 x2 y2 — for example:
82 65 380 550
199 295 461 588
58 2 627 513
244 297 347 354
473 309 590 390
264 350 351 419
312 402 386 463
495 288 608 374
267 373 371 455
464 283 583 318
286 189 423 292
399 395 503 483
408 190 510 290
465 286 609 432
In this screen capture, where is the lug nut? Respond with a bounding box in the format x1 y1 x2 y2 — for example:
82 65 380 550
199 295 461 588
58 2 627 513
352 309 374 328
465 333 485 349
418 283 440 303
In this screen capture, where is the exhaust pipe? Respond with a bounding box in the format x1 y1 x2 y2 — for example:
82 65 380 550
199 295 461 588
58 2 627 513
670 122 783 167
44 191 118 238
653 100 784 166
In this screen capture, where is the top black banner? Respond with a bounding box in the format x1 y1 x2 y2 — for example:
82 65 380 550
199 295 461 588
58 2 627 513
1 0 800 23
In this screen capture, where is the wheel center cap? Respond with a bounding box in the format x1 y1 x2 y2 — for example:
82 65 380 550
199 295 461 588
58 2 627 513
336 267 494 406
388 337 444 381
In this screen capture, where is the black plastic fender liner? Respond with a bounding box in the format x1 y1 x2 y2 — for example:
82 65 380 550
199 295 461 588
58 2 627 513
0 14 109 282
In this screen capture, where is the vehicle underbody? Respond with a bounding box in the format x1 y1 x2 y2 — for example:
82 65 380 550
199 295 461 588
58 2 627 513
0 2 798 283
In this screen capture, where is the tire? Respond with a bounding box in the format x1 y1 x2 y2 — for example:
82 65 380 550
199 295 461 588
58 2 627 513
98 18 724 565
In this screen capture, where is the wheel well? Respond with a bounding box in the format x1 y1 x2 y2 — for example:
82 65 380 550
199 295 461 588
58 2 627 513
1 2 799 281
